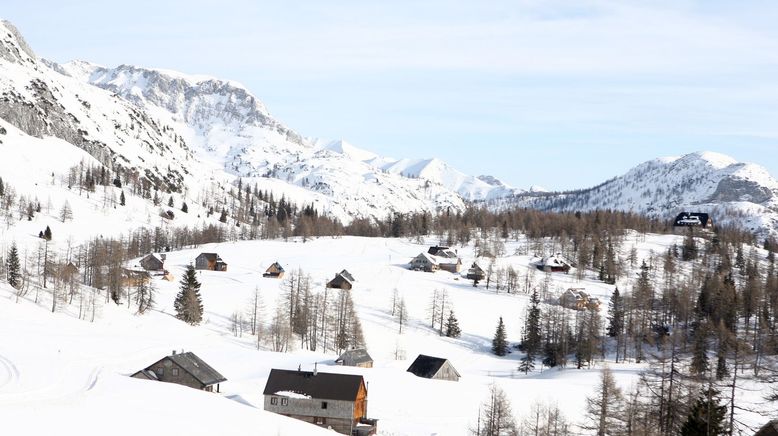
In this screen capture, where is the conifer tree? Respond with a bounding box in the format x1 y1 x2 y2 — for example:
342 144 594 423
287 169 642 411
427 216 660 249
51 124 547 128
119 191 126 206
680 388 727 436
492 317 508 356
606 287 624 337
522 289 541 355
181 202 188 213
0 177 4 196
690 324 709 377
174 264 203 325
444 310 461 338
43 225 52 241
6 243 21 289
168 196 174 207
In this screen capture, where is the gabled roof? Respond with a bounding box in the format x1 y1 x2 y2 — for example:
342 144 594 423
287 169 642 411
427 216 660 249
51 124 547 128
414 252 439 265
407 354 459 378
756 420 778 436
266 262 285 272
469 263 484 273
197 253 221 261
132 369 158 380
539 254 571 268
263 369 364 401
336 348 373 364
339 269 355 283
155 352 227 386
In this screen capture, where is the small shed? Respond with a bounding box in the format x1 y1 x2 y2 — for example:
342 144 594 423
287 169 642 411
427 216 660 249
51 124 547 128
327 270 355 290
195 253 227 271
131 351 226 392
466 263 485 281
407 354 460 382
140 253 166 271
60 262 79 281
336 349 374 368
264 262 285 279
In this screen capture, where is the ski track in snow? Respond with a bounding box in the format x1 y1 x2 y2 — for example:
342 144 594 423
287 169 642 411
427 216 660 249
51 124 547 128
0 353 21 389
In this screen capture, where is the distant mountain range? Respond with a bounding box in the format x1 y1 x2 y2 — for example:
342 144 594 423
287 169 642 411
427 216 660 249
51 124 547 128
1 19 776 237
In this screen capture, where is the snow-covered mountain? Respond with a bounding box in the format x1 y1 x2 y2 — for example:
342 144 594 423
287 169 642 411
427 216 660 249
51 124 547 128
0 21 194 192
499 151 778 237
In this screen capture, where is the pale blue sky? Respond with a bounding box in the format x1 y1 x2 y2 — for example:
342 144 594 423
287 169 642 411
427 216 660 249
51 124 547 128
5 1 778 190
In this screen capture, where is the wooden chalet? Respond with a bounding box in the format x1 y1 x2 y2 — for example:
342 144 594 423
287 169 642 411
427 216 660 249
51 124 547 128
336 349 374 368
673 212 712 228
407 354 460 382
466 263 485 281
263 262 285 279
327 270 355 290
410 250 462 273
756 420 778 436
410 252 439 272
195 253 227 271
535 254 572 273
559 288 600 311
263 368 378 435
140 253 166 272
131 351 226 392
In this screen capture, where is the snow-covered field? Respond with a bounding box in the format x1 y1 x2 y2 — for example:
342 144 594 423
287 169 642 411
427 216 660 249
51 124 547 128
0 234 670 435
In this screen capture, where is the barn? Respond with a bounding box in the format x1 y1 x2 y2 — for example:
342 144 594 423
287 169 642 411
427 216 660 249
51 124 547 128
264 262 285 279
327 270 355 290
336 348 374 368
195 253 228 271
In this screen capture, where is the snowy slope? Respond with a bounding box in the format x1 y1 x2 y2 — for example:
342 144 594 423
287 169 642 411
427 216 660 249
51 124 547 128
0 20 194 193
499 151 778 238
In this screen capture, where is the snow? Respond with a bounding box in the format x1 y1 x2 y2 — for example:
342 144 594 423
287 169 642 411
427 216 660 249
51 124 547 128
8 231 761 435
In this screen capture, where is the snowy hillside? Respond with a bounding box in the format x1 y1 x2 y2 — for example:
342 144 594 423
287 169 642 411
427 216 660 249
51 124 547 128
0 20 194 192
499 151 778 238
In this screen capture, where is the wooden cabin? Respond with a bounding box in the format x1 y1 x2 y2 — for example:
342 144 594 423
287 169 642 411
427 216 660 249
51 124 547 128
131 351 226 392
140 253 166 272
559 288 600 311
535 254 572 273
195 253 228 271
263 262 285 279
410 252 439 272
407 354 460 382
327 270 355 290
336 349 374 368
60 262 79 281
263 368 378 435
466 263 485 281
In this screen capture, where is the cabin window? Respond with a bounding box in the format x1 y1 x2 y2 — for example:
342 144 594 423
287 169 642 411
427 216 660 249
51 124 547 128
171 368 179 376
281 398 288 406
270 397 278 405
315 417 326 425
321 401 328 409
156 367 164 377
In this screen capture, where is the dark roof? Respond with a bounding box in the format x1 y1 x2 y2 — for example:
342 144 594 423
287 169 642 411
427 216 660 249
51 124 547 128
263 369 364 401
427 246 450 256
336 348 373 364
407 354 458 378
131 369 159 380
197 253 221 261
339 270 355 283
756 420 778 436
160 352 226 386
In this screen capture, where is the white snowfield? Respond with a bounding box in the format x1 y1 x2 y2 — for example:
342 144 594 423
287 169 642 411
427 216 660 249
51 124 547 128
8 232 770 436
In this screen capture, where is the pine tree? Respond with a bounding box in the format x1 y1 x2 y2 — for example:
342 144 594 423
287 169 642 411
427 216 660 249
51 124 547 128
6 243 21 289
690 324 709 377
606 287 624 337
119 191 126 206
168 196 174 207
518 350 535 374
492 317 508 356
680 388 727 436
219 208 228 223
43 225 52 241
174 265 203 325
522 289 541 354
0 177 4 196
444 310 461 338
181 202 188 213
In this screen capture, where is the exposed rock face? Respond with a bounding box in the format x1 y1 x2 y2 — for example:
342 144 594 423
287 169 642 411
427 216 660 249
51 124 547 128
709 176 774 204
